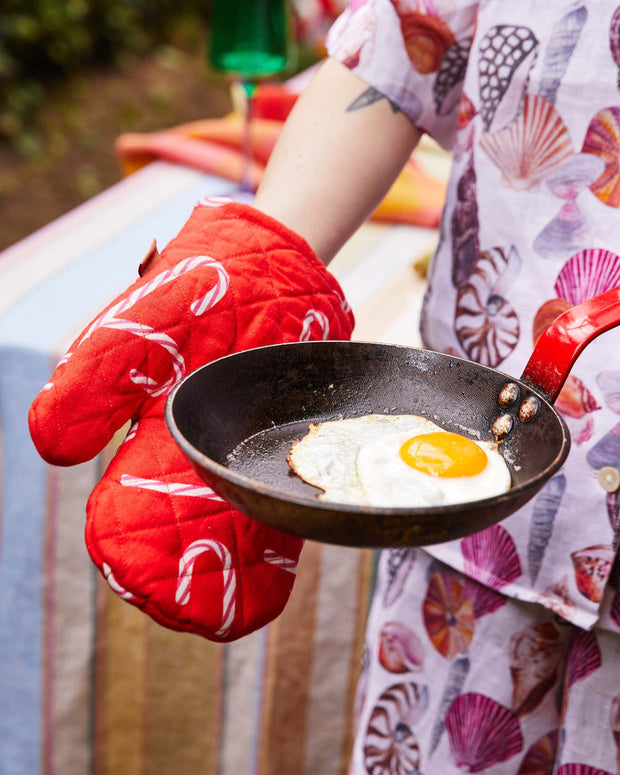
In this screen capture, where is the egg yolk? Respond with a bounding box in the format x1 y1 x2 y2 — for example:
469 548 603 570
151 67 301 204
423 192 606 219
399 432 488 478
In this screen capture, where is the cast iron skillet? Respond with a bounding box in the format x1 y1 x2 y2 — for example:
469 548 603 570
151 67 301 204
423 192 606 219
165 286 620 548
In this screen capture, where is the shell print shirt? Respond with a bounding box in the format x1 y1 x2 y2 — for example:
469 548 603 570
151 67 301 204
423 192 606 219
327 0 620 629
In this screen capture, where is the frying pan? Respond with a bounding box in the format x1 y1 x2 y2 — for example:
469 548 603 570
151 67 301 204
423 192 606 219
165 286 620 547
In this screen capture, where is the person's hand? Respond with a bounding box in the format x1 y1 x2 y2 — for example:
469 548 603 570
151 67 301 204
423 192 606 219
28 199 354 640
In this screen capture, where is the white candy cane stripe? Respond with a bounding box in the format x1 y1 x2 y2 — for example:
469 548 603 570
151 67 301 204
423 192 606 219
42 351 74 390
263 549 298 575
120 474 225 500
176 539 236 637
123 420 139 444
190 258 229 316
197 196 233 208
334 289 352 314
299 309 330 341
102 562 138 601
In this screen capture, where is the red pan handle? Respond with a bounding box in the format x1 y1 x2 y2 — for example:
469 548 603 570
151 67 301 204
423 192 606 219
521 285 620 402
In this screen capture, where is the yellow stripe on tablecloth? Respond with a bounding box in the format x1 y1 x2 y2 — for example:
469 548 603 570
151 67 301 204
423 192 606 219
142 622 223 775
94 586 149 775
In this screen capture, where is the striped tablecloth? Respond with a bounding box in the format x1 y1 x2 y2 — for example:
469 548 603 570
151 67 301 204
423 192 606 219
0 161 435 775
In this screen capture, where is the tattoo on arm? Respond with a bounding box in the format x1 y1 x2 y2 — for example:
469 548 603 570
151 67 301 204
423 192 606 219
347 87 400 114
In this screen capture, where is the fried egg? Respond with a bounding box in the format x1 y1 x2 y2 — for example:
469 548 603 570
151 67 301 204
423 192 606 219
287 414 511 508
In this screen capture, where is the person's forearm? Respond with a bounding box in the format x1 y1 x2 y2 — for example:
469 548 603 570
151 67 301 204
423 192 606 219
254 58 421 264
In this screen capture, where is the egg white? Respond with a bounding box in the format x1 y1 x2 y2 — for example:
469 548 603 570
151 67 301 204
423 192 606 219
288 414 511 508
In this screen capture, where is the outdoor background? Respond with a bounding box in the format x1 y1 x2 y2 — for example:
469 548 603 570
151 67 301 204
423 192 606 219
0 1 323 251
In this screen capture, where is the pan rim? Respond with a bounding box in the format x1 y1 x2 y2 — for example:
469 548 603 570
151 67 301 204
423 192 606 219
164 340 572 519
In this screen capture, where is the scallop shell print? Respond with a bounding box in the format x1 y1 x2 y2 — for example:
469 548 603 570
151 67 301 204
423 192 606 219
399 11 455 74
479 94 574 190
565 627 601 689
461 524 522 590
538 4 587 105
582 107 620 207
478 25 538 132
610 5 620 88
422 569 475 659
612 588 620 629
434 37 471 116
554 248 620 305
454 247 521 368
378 621 424 673
557 766 614 775
509 622 562 717
445 693 523 772
363 682 427 774
517 730 559 775
533 201 589 259
463 576 506 619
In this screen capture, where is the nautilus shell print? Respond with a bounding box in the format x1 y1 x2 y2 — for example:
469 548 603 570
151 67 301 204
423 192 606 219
478 25 538 132
538 4 587 105
454 247 521 368
445 693 523 772
461 524 522 590
517 730 559 774
363 682 427 774
479 95 574 190
582 106 620 207
509 622 562 717
422 569 475 659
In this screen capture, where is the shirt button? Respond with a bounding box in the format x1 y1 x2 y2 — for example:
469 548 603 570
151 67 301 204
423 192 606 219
598 466 620 493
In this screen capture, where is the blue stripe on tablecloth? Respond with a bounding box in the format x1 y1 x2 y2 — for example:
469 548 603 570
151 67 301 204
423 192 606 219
0 347 50 775
0 174 236 352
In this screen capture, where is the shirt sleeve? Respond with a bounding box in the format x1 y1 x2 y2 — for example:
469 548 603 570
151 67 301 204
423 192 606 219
326 0 479 149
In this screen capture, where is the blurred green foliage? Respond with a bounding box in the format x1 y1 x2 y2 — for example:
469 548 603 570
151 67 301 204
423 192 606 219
0 0 210 142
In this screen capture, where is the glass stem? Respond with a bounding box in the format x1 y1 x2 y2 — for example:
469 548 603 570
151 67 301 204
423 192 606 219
241 81 257 195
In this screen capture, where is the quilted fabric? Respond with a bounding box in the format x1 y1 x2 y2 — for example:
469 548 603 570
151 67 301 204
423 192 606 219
28 199 354 641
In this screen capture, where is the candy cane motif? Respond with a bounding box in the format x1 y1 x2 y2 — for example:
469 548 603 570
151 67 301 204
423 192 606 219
102 562 139 602
68 255 230 394
299 309 330 341
176 539 236 637
120 474 225 501
263 549 298 574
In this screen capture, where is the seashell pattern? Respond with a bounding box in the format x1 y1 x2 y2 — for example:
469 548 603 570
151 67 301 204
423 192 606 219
422 569 475 659
478 25 539 132
587 422 620 470
557 766 615 775
538 4 587 105
378 621 424 673
545 153 604 200
607 489 620 551
451 155 480 287
363 682 426 774
445 692 523 771
463 576 506 619
611 6 620 88
555 376 600 420
565 627 602 688
570 544 615 604
611 692 620 774
509 622 562 717
479 94 574 190
553 248 620 305
611 588 620 630
597 371 620 416
461 524 522 590
528 474 566 585
533 201 589 259
434 37 471 116
399 11 455 74
532 298 571 344
517 730 559 774
383 547 417 607
582 106 620 207
429 652 470 754
454 247 520 367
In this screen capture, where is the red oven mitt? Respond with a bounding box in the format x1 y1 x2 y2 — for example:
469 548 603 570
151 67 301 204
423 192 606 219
28 199 354 641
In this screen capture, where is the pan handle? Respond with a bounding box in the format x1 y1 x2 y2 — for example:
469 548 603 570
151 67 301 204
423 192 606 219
521 285 620 402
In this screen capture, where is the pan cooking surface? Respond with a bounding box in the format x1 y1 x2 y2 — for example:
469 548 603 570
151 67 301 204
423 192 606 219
166 341 570 547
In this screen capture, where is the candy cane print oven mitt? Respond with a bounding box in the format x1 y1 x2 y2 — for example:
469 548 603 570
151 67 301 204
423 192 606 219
28 199 354 641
